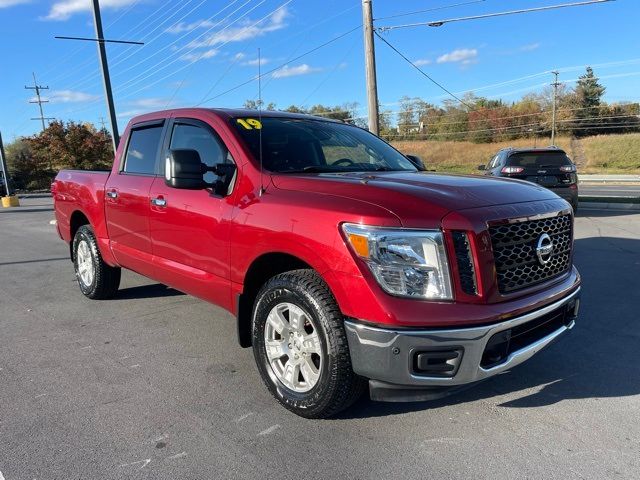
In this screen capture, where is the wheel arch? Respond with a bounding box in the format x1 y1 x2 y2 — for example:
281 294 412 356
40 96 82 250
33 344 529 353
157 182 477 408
69 210 91 261
236 252 315 348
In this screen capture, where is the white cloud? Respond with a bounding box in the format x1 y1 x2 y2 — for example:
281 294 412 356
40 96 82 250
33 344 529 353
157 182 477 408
35 90 100 103
44 0 138 21
234 52 246 60
272 64 321 79
180 48 218 62
520 42 541 52
242 57 269 67
414 59 432 66
165 19 217 34
436 48 478 65
0 0 30 8
117 98 175 118
187 6 289 48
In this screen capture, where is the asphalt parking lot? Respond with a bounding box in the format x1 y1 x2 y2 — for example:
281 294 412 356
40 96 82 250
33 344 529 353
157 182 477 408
1 197 639 480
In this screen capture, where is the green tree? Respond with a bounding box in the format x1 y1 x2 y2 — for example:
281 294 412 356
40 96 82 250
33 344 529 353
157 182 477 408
571 67 606 136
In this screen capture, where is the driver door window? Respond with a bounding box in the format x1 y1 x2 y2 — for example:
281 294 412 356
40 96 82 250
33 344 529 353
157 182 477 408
168 122 234 183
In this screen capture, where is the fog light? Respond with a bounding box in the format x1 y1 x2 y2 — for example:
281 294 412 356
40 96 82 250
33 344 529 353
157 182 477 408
414 348 463 377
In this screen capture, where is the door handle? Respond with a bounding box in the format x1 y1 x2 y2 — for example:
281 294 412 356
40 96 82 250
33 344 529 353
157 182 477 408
106 190 118 199
151 196 167 207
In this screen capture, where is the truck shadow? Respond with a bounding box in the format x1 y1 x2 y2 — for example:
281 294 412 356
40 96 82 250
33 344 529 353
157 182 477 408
337 236 640 419
115 283 185 300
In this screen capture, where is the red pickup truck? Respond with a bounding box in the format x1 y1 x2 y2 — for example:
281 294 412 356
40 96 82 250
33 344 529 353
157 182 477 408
53 108 580 418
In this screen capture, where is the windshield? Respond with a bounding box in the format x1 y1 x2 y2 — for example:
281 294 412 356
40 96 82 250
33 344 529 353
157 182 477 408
507 151 572 168
232 116 417 173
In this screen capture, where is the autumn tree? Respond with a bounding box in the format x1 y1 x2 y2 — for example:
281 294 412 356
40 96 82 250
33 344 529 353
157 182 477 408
6 121 113 190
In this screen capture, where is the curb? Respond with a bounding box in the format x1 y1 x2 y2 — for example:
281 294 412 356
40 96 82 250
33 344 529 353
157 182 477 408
579 195 640 204
579 202 640 211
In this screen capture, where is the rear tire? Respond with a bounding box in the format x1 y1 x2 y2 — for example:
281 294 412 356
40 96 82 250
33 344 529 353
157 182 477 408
252 269 366 418
72 225 121 299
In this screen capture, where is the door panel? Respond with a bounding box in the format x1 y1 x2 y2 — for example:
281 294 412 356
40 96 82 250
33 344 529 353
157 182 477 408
149 179 234 308
148 119 235 309
104 121 165 276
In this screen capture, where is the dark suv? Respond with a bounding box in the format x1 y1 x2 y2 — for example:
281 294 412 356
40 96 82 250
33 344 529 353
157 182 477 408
479 147 578 211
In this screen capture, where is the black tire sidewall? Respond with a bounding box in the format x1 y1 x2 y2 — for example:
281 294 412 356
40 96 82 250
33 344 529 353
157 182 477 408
252 277 339 416
73 226 99 297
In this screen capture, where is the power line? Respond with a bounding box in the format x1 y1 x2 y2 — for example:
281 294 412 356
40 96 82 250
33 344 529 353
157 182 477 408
375 0 486 21
63 0 201 93
167 0 277 106
300 42 358 105
373 31 475 110
42 0 144 83
195 25 361 106
59 0 259 116
377 0 615 31
115 0 270 97
383 120 639 139
257 2 361 101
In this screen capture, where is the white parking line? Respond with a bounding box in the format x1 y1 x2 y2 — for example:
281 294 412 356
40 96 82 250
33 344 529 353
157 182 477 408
258 424 280 436
0 469 5 480
120 459 151 469
235 412 254 422
166 452 187 461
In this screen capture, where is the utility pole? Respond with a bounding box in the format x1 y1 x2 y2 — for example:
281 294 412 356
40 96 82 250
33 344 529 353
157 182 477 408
92 0 119 152
99 116 106 131
551 70 560 146
362 0 379 135
0 131 12 197
25 72 54 172
25 72 54 132
55 9 142 153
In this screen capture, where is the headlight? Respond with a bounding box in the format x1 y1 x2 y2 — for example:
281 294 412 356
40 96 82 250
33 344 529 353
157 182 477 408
342 223 453 300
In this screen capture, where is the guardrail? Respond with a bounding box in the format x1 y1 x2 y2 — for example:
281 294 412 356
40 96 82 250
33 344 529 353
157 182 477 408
579 175 640 184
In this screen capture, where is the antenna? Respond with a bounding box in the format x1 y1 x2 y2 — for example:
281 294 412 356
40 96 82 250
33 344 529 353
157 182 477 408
258 47 265 196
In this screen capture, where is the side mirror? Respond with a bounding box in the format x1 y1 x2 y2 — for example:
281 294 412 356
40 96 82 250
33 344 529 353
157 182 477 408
165 149 206 189
165 149 237 196
477 164 486 171
406 154 426 171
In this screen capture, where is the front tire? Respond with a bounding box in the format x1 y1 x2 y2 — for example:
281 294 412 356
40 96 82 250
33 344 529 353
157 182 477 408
252 269 366 418
73 225 121 299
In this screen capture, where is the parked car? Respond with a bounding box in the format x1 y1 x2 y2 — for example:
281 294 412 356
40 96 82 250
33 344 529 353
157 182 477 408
52 109 580 418
478 147 579 211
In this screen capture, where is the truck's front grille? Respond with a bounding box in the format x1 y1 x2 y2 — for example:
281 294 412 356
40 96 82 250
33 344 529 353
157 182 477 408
489 213 572 293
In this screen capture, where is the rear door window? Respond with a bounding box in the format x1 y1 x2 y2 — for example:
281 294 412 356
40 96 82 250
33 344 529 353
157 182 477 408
506 152 571 169
123 124 164 175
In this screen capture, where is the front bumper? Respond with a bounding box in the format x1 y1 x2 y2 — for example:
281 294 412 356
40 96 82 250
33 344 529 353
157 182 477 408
345 287 580 401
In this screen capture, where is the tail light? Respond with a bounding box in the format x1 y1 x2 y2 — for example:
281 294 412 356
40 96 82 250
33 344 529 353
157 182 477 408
560 165 577 172
500 166 524 174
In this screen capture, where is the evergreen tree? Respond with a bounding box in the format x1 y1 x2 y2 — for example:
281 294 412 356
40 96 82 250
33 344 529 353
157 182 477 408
572 66 606 136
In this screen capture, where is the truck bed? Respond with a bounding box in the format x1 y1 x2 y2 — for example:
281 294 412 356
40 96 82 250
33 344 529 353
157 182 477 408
52 169 111 250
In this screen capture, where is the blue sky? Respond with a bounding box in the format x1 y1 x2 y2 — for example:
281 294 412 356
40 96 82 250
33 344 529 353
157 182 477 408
1 0 638 140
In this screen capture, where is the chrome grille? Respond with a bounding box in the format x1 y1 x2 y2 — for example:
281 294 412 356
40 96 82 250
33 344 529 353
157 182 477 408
489 213 572 293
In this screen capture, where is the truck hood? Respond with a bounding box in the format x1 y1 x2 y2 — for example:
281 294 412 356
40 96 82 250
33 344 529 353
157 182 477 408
271 171 560 227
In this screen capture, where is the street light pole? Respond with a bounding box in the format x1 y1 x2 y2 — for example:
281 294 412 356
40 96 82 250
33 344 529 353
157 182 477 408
91 0 119 152
362 0 379 135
